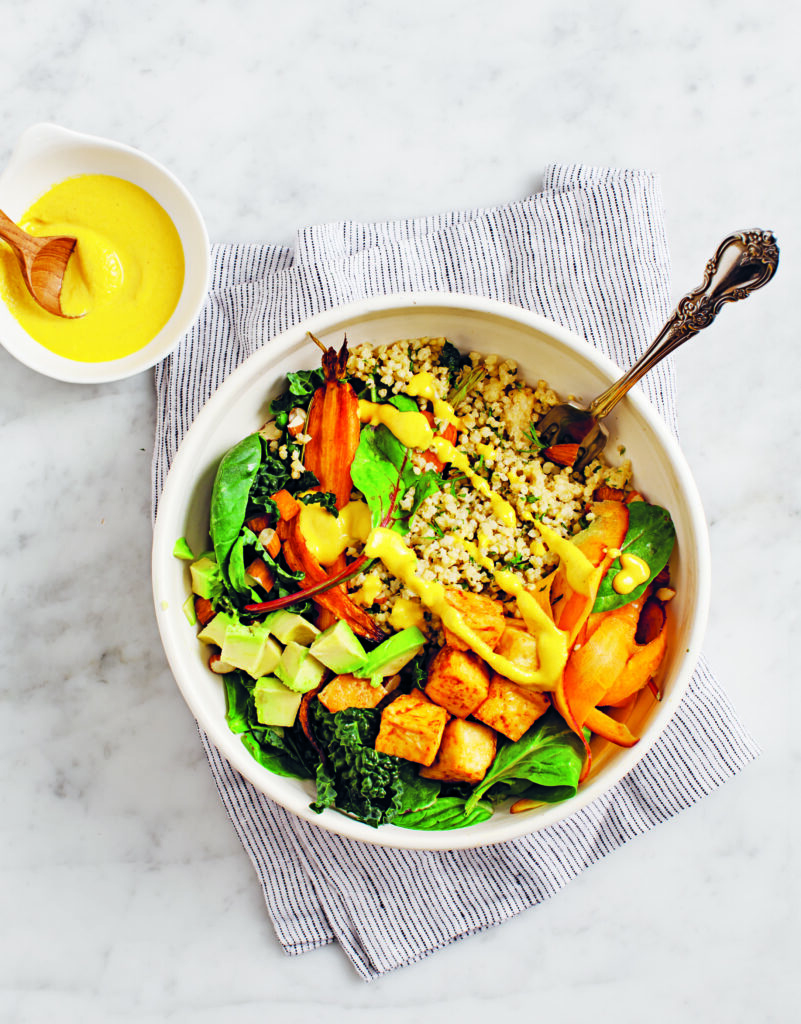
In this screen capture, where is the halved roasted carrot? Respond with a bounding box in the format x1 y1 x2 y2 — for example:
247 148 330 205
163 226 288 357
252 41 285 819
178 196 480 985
280 517 384 642
304 337 361 509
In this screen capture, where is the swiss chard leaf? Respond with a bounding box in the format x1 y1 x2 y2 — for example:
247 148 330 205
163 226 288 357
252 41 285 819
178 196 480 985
210 433 263 570
395 796 493 831
464 712 586 814
593 501 676 612
351 422 444 534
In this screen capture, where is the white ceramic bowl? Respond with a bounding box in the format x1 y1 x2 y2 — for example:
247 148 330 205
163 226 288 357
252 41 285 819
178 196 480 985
152 293 710 850
0 123 209 383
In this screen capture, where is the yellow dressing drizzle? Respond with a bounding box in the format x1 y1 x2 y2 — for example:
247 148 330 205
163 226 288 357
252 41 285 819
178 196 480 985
357 400 434 449
389 597 426 631
613 552 651 595
297 500 371 567
406 371 461 428
534 521 597 596
431 437 518 528
350 571 384 607
365 527 566 688
0 174 184 362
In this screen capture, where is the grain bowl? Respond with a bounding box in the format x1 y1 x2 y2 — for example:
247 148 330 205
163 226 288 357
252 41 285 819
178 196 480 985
152 293 710 850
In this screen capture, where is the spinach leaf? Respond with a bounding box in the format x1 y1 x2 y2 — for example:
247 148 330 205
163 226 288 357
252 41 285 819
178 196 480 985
593 501 676 612
222 672 253 734
464 712 586 814
210 433 263 570
395 796 493 831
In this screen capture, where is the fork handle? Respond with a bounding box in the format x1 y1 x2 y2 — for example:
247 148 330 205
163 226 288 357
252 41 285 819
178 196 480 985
588 229 779 421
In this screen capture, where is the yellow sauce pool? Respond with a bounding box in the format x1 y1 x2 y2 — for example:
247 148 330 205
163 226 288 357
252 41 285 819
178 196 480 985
0 174 185 362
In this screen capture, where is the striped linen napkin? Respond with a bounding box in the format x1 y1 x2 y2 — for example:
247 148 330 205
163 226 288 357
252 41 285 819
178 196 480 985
152 165 759 980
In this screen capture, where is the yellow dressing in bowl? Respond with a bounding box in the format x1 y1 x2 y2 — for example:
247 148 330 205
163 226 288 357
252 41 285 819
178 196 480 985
0 174 185 362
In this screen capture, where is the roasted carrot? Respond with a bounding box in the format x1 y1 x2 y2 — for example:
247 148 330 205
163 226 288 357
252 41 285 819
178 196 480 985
602 626 667 707
280 517 385 642
583 706 639 747
304 337 361 509
271 489 301 521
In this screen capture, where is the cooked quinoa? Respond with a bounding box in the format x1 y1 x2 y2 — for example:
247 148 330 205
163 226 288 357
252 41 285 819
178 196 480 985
343 337 632 636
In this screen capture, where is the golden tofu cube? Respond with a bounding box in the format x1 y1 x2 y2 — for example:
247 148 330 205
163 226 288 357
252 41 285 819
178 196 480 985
442 589 506 651
494 625 540 672
473 673 551 741
425 645 491 718
375 691 448 766
420 718 497 784
318 673 387 714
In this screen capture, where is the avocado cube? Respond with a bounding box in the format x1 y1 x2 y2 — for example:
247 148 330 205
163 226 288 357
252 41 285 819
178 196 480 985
250 635 283 678
309 620 368 674
266 610 320 646
253 676 303 727
355 627 426 681
275 641 327 693
197 611 236 647
189 556 220 600
221 621 280 679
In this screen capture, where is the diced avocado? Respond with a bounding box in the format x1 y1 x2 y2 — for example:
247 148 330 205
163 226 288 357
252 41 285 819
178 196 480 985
173 537 195 561
182 594 197 626
275 640 327 693
266 610 320 646
253 676 303 727
221 621 281 679
354 627 426 680
190 555 221 599
250 634 282 678
197 611 237 647
309 620 368 674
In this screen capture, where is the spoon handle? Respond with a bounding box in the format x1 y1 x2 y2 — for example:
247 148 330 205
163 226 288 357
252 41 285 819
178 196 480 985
588 229 780 421
0 208 34 264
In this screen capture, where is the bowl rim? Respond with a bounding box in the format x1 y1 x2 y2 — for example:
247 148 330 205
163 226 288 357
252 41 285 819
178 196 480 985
0 122 210 384
152 291 711 851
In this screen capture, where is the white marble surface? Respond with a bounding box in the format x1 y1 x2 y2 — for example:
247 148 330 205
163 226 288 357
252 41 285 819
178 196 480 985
1 1 798 1019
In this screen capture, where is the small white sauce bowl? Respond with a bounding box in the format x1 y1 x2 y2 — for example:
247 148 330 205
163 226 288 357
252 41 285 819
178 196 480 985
152 293 711 851
0 123 209 383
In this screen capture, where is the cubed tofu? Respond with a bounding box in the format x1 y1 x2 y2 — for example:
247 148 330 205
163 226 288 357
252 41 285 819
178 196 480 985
318 673 387 714
473 673 551 741
494 625 540 673
425 645 491 718
442 589 506 652
420 718 497 784
375 691 448 766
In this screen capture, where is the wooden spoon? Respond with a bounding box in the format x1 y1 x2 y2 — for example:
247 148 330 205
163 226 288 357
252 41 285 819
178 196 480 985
0 207 79 318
